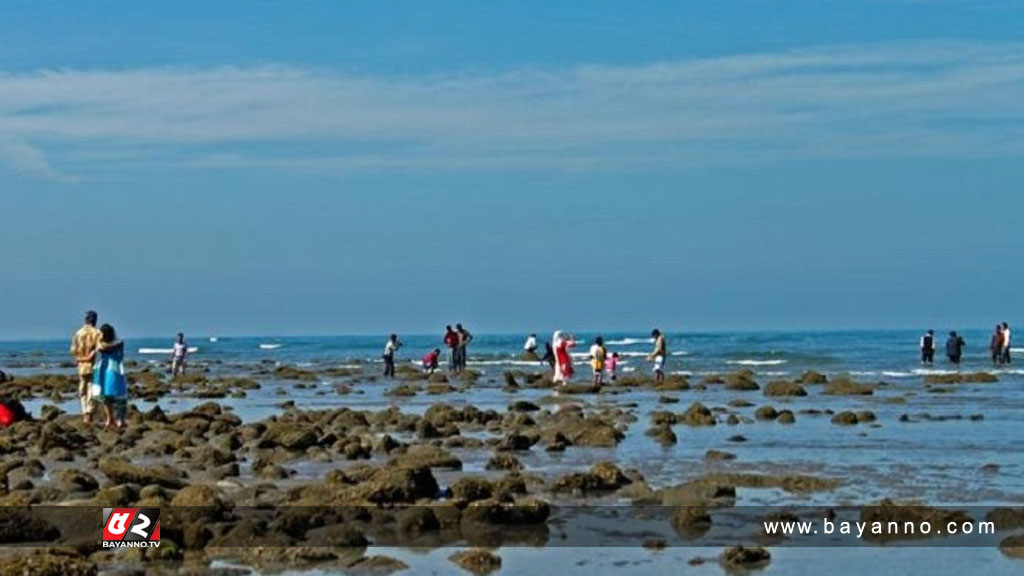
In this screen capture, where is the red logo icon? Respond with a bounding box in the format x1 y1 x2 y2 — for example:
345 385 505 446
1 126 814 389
102 508 161 548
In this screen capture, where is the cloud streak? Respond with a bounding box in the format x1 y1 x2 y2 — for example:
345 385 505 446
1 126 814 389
1 41 1023 178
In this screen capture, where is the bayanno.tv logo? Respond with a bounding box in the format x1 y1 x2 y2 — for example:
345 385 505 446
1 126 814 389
102 508 161 548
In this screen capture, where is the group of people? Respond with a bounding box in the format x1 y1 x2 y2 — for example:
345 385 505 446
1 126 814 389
382 324 475 377
919 323 1012 367
442 324 473 373
990 323 1013 365
384 327 671 389
69 310 128 430
542 329 668 390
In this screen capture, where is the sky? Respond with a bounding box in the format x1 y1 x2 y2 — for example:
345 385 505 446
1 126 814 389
1 0 1023 339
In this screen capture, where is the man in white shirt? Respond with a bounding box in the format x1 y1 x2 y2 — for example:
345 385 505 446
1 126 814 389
1003 323 1012 364
589 336 607 388
523 334 538 354
383 334 402 378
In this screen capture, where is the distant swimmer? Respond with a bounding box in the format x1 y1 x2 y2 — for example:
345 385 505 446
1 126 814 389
590 336 607 389
422 348 441 375
920 330 935 365
69 310 102 424
1002 322 1012 364
552 331 576 386
443 325 459 373
990 325 1004 365
647 329 667 383
524 334 538 354
382 334 403 378
946 331 965 368
171 332 189 377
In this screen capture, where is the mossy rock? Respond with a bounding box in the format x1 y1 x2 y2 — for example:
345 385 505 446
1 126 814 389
763 381 807 397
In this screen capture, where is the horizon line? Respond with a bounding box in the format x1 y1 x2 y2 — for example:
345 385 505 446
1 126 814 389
0 326 988 344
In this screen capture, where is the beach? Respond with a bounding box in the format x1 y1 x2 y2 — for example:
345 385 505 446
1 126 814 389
1 330 1023 575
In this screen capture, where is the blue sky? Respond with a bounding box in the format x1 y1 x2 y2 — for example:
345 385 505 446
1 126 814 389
1 1 1022 339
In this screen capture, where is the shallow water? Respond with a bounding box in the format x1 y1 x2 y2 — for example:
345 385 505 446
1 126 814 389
3 330 1022 574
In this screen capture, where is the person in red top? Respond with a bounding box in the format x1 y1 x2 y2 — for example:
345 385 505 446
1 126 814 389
0 398 27 428
552 331 576 385
443 325 459 372
422 348 441 375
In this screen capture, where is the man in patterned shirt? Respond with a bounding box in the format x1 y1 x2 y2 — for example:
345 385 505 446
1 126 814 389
69 310 102 423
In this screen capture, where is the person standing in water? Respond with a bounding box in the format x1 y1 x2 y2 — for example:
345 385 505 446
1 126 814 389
94 323 128 430
990 325 1005 366
552 331 576 386
1002 322 1012 364
455 324 473 372
606 352 620 383
443 325 459 373
541 342 556 372
524 334 538 354
589 336 608 388
946 331 966 368
920 330 936 366
171 332 189 377
383 334 402 378
648 329 667 382
69 310 102 423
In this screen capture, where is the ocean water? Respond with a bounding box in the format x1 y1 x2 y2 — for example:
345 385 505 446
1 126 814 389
2 329 1023 575
4 329 1020 378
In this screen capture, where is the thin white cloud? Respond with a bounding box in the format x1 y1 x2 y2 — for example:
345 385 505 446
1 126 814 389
0 137 69 181
1 40 1022 179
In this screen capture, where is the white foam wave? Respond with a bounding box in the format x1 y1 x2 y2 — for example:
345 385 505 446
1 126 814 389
881 371 915 378
606 338 651 346
993 369 1024 375
138 347 198 355
616 352 653 358
912 368 957 376
259 344 282 350
209 337 219 342
1012 348 1024 353
758 371 791 377
726 359 787 366
467 360 546 367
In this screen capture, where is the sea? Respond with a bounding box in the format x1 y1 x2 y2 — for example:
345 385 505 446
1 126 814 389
2 329 1023 575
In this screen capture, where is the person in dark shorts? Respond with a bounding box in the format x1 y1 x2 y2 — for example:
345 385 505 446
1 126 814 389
422 348 441 374
455 324 473 372
541 342 556 371
382 334 402 378
946 331 965 367
920 330 935 365
990 325 1004 365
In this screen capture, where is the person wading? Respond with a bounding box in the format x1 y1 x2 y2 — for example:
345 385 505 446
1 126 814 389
69 310 102 424
648 329 668 383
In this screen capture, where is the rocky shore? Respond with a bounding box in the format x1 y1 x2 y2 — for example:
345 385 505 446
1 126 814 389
0 363 1021 575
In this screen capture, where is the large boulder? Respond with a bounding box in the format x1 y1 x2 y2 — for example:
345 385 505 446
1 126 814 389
763 381 807 397
98 458 186 489
680 402 716 426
